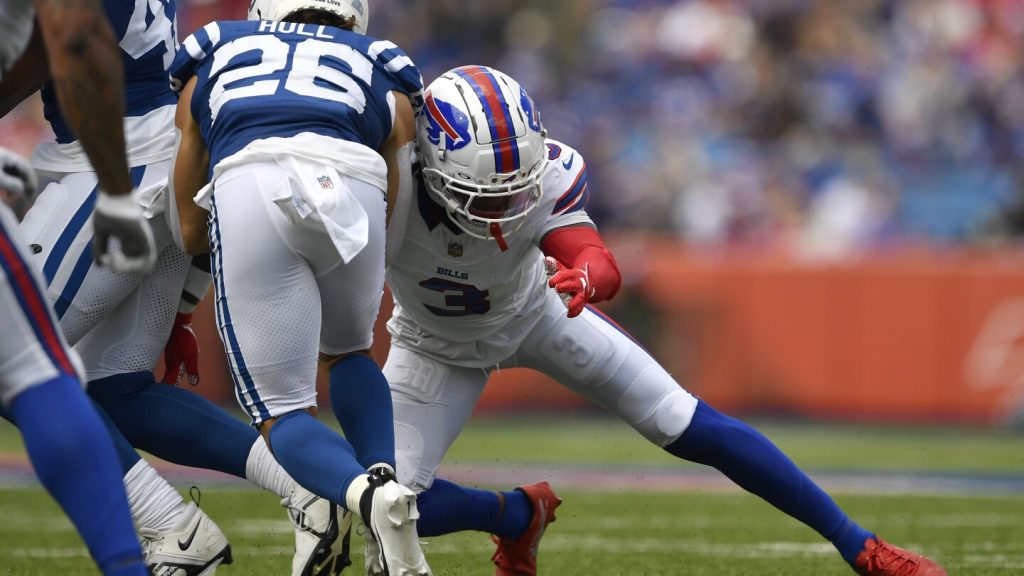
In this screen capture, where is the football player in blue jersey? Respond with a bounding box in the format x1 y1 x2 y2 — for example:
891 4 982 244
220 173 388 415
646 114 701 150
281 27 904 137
1 0 157 273
170 0 430 573
374 66 949 576
1 1 352 574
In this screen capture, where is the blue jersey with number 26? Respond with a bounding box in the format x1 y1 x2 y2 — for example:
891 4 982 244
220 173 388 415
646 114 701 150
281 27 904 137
169 20 423 170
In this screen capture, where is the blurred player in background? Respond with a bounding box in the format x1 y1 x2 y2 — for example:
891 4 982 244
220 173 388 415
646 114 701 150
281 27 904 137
170 0 429 573
0 0 148 573
377 65 948 576
1 0 157 273
0 1 347 574
0 152 147 576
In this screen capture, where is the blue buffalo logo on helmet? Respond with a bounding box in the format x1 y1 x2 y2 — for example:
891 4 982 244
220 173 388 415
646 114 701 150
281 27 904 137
520 87 542 133
424 92 472 151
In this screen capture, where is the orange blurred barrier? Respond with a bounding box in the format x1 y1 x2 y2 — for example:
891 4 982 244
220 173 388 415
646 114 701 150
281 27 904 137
184 236 1024 425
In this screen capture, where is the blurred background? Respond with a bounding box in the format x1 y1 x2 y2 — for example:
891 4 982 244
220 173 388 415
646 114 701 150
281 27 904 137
4 0 1024 426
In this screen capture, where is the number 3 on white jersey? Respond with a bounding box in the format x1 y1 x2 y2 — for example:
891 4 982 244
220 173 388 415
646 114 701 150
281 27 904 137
207 35 374 122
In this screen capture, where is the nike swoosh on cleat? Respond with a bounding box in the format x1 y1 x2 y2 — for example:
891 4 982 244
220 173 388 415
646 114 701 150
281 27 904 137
562 153 574 171
177 518 202 551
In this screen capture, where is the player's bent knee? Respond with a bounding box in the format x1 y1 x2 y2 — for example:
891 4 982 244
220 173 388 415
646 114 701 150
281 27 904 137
632 389 700 447
318 348 372 370
259 407 318 449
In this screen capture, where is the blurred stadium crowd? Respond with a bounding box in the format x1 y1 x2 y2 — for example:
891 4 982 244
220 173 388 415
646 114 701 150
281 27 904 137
3 0 1023 257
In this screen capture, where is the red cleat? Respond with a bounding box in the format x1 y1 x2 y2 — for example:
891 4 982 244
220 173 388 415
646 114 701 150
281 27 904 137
491 481 562 576
854 537 948 576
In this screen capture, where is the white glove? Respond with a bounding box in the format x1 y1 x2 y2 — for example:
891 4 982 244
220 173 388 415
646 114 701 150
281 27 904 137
0 147 38 199
92 190 157 273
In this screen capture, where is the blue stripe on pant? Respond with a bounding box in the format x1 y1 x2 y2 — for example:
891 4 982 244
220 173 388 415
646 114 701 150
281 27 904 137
44 166 148 321
209 194 270 424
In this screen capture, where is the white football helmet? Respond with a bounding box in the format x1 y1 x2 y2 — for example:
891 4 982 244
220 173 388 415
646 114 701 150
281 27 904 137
247 0 368 34
417 65 548 245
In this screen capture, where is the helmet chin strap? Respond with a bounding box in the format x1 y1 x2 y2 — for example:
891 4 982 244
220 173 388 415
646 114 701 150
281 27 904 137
490 223 509 251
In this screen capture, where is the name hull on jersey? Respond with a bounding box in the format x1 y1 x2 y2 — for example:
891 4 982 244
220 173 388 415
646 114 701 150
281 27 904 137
257 21 334 39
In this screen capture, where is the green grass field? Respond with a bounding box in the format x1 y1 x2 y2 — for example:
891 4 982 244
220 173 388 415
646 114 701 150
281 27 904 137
1 415 1022 575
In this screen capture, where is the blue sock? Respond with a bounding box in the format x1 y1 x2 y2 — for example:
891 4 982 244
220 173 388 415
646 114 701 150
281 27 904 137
89 371 256 478
328 355 395 469
0 389 140 477
90 401 143 474
267 411 364 506
416 478 530 538
11 375 147 576
666 402 874 565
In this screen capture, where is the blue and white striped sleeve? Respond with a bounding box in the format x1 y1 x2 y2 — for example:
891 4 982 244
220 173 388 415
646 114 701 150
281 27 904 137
169 22 223 92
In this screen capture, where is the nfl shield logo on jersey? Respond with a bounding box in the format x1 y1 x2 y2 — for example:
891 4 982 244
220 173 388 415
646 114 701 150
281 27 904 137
317 175 334 190
447 242 463 257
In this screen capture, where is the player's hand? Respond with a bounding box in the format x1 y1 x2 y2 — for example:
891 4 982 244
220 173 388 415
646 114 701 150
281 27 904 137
0 147 38 199
162 313 200 386
92 190 157 273
544 256 595 318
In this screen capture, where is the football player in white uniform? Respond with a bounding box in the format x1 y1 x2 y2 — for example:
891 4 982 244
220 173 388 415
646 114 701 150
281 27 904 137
379 66 949 576
1 1 347 574
171 0 430 574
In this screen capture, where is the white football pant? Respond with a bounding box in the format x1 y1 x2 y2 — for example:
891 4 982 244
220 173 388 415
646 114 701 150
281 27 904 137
18 160 190 382
0 202 85 406
208 162 386 424
386 290 700 492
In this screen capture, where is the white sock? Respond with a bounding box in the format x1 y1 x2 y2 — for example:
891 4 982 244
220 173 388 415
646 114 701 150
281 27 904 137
368 462 395 477
245 438 294 498
345 474 370 514
124 460 186 533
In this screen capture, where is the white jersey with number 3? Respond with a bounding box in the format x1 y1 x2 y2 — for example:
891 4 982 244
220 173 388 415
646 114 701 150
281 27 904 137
387 139 593 367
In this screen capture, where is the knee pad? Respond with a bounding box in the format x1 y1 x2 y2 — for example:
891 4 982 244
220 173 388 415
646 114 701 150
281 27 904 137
605 350 699 447
632 385 700 447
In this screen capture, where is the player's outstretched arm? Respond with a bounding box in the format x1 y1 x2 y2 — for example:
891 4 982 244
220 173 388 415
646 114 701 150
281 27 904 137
541 225 622 317
382 92 417 265
381 92 418 226
33 0 156 272
171 77 211 256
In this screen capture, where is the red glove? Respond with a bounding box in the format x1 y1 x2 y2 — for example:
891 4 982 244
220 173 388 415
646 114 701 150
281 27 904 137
545 256 595 318
162 313 199 386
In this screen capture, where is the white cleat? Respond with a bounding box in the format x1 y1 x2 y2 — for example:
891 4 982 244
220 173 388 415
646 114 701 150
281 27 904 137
284 483 352 576
359 476 431 576
140 502 232 576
